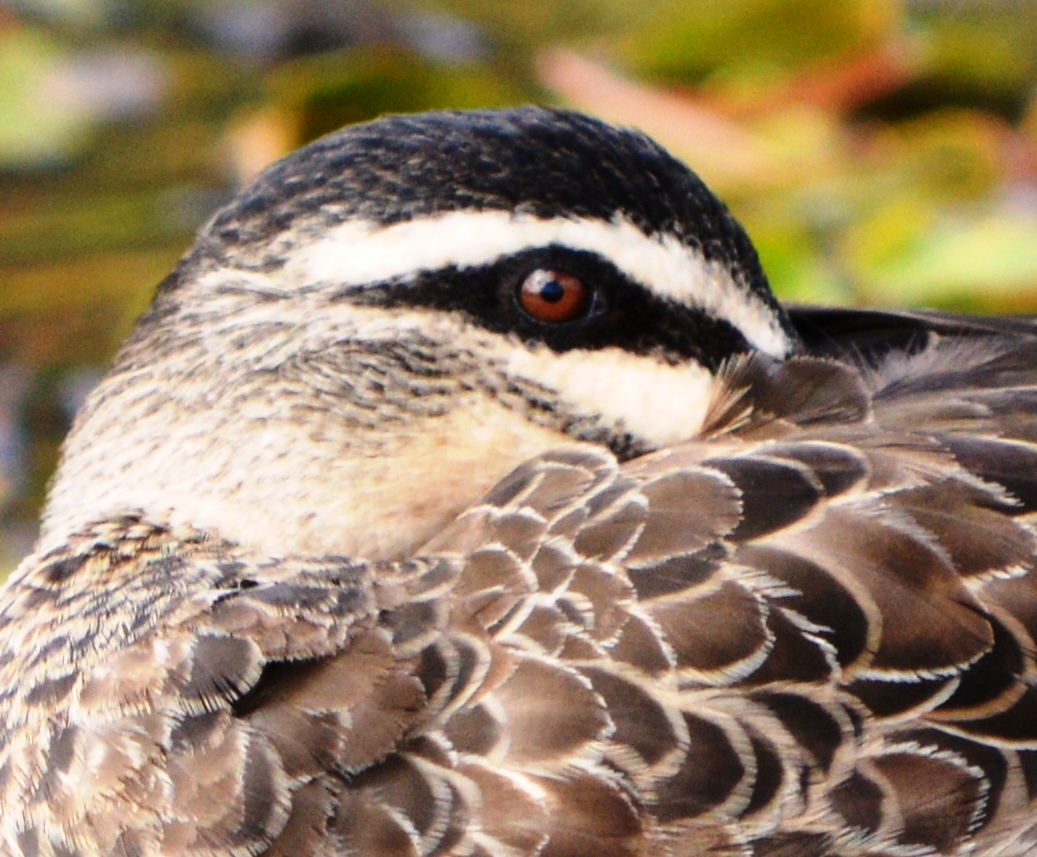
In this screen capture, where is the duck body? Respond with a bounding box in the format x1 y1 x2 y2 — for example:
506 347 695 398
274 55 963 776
1 108 1037 857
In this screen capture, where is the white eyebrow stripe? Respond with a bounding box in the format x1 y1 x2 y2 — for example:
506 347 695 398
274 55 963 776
284 210 793 358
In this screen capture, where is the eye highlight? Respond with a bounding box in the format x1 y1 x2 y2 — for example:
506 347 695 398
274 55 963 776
518 269 591 323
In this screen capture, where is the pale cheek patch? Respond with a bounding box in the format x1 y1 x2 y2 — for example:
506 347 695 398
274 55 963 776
282 211 793 359
505 346 720 446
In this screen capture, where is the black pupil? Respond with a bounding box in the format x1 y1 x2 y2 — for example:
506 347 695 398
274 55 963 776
539 279 566 303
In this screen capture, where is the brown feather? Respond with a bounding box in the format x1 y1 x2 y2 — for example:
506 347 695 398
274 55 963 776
6 280 1037 857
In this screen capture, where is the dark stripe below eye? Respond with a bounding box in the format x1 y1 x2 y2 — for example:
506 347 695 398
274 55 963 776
335 247 754 372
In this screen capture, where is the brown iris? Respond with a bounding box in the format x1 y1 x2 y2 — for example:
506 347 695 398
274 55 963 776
518 269 591 323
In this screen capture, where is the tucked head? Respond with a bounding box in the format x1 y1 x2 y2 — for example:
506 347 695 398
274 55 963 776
41 107 799 559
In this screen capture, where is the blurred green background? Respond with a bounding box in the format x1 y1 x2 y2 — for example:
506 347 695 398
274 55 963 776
3 0 1037 572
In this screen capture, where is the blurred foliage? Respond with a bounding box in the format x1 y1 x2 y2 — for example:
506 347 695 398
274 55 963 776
620 0 899 85
3 0 1037 572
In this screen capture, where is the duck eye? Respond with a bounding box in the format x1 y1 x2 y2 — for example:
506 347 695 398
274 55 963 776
518 269 591 323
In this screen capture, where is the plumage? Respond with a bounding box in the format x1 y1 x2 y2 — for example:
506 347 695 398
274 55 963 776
2 107 1037 857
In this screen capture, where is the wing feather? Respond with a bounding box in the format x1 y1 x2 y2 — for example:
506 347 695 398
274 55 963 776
4 324 1037 857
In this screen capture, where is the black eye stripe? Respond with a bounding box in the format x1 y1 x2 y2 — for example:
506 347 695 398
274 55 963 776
338 246 752 371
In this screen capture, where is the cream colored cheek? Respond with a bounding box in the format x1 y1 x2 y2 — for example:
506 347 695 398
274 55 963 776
505 347 720 446
340 400 584 558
